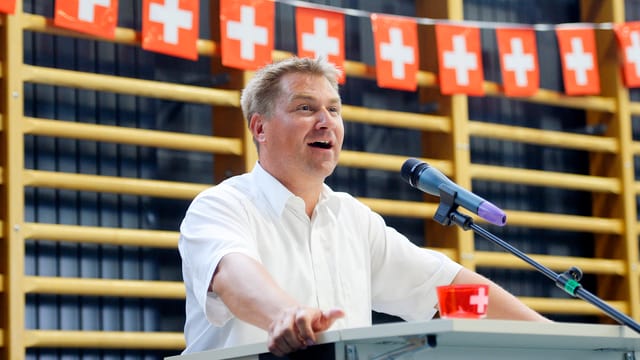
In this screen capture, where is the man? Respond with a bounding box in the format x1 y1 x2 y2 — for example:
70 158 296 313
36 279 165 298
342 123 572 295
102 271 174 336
179 57 548 357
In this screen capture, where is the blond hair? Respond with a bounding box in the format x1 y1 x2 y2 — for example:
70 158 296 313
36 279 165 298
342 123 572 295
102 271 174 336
240 57 341 125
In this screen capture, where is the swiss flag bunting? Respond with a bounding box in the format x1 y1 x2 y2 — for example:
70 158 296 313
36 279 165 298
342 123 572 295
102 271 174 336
10 2 640 95
556 27 600 95
142 0 199 60
496 28 539 97
370 13 419 91
54 0 118 39
435 24 484 95
220 0 274 70
296 7 345 83
614 22 640 88
0 0 16 14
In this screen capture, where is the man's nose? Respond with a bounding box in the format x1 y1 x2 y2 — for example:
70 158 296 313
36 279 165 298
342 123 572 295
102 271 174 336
316 107 338 129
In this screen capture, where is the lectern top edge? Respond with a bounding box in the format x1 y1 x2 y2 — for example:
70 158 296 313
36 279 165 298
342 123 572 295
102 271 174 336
166 319 640 360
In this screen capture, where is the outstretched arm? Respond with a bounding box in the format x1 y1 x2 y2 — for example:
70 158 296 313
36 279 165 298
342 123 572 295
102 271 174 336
211 253 344 356
451 268 550 322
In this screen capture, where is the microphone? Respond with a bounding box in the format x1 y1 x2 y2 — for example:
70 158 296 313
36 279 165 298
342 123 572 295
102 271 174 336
401 158 506 226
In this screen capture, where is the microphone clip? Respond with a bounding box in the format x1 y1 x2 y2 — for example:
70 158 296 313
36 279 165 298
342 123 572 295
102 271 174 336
433 183 473 230
555 266 584 297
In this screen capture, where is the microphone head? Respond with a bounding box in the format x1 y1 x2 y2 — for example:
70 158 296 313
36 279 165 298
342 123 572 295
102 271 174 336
401 158 427 187
478 201 507 226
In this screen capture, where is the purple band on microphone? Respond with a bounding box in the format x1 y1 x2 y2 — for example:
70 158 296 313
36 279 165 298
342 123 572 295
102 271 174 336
478 201 507 226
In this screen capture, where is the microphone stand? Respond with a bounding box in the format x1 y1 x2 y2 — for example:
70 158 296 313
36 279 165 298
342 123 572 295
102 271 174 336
433 183 640 334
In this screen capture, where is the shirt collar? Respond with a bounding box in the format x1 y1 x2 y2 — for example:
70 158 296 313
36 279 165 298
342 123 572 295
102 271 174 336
251 162 340 217
252 162 296 217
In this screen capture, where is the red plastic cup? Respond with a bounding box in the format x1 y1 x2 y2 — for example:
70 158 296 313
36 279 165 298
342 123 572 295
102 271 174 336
437 284 489 319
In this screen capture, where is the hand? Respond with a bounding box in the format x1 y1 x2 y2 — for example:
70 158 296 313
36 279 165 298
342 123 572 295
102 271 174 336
267 307 344 357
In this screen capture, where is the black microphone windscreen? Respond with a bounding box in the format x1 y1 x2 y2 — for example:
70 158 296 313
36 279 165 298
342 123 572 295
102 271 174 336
401 158 423 186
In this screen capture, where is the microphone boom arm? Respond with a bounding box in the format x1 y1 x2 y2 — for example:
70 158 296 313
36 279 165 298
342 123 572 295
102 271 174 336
433 183 640 334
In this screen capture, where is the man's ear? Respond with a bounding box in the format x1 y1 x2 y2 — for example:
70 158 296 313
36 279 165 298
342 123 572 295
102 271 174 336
249 113 267 143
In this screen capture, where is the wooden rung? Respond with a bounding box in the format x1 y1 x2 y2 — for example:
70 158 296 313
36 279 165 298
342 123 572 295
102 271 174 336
482 83 616 112
505 210 622 234
520 297 628 315
342 105 450 131
21 65 240 106
475 251 625 275
471 164 620 193
22 170 208 199
22 223 178 248
468 121 618 153
24 330 185 349
24 117 243 155
23 276 185 299
359 198 439 218
360 198 621 234
339 151 452 174
628 101 640 115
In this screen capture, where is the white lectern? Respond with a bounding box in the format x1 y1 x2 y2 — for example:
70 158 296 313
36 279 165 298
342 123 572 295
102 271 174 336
167 319 640 360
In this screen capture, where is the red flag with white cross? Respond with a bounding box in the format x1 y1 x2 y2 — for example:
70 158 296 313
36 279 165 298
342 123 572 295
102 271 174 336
220 0 274 70
555 27 600 95
614 22 640 88
54 0 118 39
435 24 484 95
496 28 539 97
142 0 199 60
370 13 418 91
296 7 345 84
0 0 16 14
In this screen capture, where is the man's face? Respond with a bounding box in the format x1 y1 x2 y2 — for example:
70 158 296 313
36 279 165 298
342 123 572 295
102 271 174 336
252 72 344 184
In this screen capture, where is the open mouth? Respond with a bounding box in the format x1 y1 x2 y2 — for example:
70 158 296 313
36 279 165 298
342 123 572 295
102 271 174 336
308 141 332 149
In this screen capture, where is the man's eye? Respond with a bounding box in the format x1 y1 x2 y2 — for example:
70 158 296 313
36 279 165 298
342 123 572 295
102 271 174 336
297 104 311 111
329 106 340 114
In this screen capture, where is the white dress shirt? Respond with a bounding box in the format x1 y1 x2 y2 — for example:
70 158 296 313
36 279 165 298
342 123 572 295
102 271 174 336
178 163 462 353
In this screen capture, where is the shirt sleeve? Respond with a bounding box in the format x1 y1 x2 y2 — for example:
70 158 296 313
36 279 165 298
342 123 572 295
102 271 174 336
367 210 462 321
179 185 259 326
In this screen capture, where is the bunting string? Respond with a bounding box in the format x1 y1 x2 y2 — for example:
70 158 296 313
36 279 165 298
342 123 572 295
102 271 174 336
276 0 616 31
